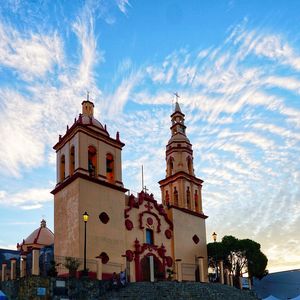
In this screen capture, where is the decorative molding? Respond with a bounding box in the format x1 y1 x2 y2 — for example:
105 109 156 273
51 172 128 195
169 205 208 219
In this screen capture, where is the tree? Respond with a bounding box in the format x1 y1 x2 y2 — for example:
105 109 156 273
207 235 268 287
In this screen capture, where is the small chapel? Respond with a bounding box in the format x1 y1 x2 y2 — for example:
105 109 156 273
51 96 209 282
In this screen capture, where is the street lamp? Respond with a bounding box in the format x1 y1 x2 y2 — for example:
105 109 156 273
212 232 217 242
83 211 89 276
212 232 218 282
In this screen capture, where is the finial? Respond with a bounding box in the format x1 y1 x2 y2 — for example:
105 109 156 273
87 91 90 101
174 92 180 103
41 219 46 228
116 131 120 141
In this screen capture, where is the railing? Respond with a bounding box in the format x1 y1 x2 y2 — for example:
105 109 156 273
181 263 197 281
54 255 98 275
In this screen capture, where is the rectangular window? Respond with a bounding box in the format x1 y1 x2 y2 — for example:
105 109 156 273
146 229 154 245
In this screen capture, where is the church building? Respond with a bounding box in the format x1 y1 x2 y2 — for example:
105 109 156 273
51 96 208 282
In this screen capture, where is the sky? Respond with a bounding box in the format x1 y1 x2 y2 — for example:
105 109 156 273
0 0 299 273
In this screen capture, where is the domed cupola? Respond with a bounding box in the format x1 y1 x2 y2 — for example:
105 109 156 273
17 219 54 254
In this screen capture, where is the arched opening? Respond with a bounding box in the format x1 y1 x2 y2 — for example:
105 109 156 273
167 157 174 176
140 255 164 282
106 153 114 182
186 187 191 209
173 187 178 206
60 155 65 182
194 190 199 212
187 157 193 175
165 190 170 206
69 146 75 176
88 146 97 177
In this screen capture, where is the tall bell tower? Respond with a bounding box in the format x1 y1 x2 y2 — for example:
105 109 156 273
52 95 127 268
159 100 203 213
159 98 208 280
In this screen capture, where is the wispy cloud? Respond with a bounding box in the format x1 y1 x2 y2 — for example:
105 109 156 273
0 187 51 210
116 0 131 15
0 20 63 81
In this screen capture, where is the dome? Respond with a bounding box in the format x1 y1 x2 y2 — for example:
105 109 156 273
81 114 105 129
18 220 54 252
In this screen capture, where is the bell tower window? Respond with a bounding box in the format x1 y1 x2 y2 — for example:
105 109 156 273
88 146 97 177
174 187 178 206
70 146 75 176
167 157 174 176
106 153 114 183
187 157 193 175
60 155 65 182
186 187 191 210
194 190 199 212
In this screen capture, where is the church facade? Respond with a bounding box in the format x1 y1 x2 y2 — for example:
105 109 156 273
51 97 208 282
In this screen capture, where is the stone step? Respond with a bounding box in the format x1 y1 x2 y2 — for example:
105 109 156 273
101 282 258 300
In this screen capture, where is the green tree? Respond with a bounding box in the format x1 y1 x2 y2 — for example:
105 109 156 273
207 235 268 287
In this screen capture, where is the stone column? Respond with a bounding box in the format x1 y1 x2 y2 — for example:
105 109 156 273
10 258 17 280
149 256 154 282
229 274 233 286
197 256 205 282
219 260 224 284
225 269 230 285
175 259 182 282
248 277 252 290
32 248 40 276
20 255 26 277
1 263 7 281
96 258 102 280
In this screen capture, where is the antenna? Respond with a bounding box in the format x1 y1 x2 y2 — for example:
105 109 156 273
141 165 144 192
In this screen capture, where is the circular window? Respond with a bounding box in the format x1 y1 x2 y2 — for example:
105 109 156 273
99 252 109 264
99 212 110 224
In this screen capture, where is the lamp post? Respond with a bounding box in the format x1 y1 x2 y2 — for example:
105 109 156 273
83 211 89 276
212 232 218 282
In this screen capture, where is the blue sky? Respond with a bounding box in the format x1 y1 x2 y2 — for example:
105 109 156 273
0 0 299 273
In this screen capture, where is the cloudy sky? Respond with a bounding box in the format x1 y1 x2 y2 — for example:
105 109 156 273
0 0 299 273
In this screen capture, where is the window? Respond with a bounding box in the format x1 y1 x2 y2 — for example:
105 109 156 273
70 146 75 176
165 190 170 206
168 157 174 176
106 153 114 182
186 187 191 209
146 229 154 245
187 157 193 175
60 155 65 182
173 187 178 206
88 146 97 177
194 190 199 211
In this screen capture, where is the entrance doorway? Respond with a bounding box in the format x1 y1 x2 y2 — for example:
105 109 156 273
140 255 164 281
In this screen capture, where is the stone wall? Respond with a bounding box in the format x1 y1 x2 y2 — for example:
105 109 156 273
0 276 111 300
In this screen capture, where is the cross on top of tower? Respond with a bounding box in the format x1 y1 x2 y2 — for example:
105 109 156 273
174 92 180 103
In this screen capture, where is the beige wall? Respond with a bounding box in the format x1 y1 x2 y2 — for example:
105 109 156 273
54 180 80 258
171 208 208 281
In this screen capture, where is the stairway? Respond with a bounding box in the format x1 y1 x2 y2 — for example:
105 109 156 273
101 281 259 300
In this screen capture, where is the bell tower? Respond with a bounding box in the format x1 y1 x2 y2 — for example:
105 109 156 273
52 95 127 269
159 100 203 213
159 98 208 281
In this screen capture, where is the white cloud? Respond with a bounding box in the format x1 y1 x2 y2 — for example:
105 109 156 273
116 0 131 15
0 187 52 210
0 20 63 81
